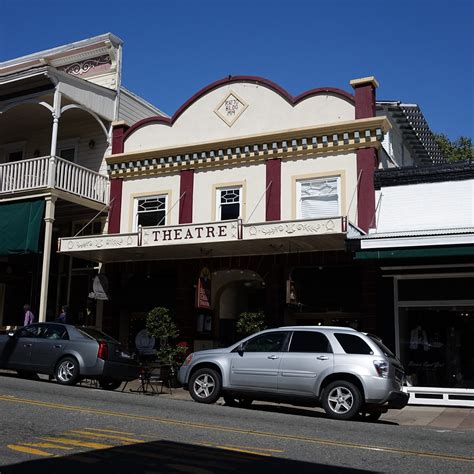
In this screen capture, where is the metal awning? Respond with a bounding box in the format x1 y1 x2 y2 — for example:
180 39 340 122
58 217 354 263
355 246 474 260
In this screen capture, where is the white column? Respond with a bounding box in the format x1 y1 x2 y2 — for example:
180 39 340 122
48 89 62 187
38 196 57 322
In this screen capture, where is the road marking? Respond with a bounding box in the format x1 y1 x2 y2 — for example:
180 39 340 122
66 430 145 443
83 427 136 435
22 442 73 450
7 444 56 457
40 437 111 449
217 445 272 457
219 443 284 453
0 394 472 464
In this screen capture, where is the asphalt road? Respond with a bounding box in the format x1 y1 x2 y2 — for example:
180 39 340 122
0 373 472 473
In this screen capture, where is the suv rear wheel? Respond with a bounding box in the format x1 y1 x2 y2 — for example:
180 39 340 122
322 380 362 420
189 368 221 404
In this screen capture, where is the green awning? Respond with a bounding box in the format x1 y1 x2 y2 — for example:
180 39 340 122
0 199 45 255
355 246 474 260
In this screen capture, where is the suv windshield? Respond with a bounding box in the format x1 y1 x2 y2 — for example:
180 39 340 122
368 335 396 358
77 327 119 344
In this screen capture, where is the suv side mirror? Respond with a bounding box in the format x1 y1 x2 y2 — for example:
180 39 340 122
237 343 245 356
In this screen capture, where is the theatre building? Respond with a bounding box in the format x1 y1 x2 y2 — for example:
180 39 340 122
58 74 444 354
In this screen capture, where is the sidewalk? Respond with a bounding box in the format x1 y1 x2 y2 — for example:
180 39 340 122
122 378 474 430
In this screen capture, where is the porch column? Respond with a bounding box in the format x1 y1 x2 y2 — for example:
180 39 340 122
48 89 62 188
350 76 379 232
38 196 57 322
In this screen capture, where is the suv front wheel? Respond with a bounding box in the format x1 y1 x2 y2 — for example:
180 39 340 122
189 368 221 404
322 380 362 420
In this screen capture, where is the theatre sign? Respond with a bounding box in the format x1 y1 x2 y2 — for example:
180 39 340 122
141 220 241 246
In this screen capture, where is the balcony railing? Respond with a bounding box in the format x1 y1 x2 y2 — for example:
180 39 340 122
0 156 109 205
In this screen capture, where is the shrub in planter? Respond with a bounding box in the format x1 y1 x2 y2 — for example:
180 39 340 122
145 307 187 381
236 311 266 337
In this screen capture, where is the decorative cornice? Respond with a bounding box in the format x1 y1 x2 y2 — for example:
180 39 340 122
122 76 355 142
107 117 391 179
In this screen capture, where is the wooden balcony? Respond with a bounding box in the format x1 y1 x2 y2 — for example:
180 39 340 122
0 156 109 205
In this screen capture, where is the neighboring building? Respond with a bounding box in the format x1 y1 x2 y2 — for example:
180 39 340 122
351 162 474 406
0 33 165 326
59 74 438 349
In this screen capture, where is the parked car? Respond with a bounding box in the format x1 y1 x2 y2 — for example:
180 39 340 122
178 326 408 421
0 323 138 390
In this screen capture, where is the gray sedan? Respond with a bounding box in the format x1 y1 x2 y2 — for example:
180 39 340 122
0 323 138 390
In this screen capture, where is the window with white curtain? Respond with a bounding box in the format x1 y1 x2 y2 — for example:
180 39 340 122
297 177 340 219
135 195 167 230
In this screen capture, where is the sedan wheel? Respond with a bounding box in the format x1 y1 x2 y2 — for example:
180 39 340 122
55 357 79 385
322 380 361 420
189 368 221 404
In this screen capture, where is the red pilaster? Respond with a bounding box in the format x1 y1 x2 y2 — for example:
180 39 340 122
108 179 123 234
351 77 379 232
356 148 377 232
179 169 194 224
266 158 281 221
112 121 129 154
350 76 378 119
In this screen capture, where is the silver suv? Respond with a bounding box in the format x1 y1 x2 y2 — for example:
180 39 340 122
178 326 408 421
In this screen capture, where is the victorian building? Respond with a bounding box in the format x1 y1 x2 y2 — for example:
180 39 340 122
0 34 164 326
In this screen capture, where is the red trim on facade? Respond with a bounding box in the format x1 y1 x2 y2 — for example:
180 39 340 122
123 76 355 142
179 169 194 224
108 178 123 233
352 83 376 119
266 158 281 221
357 148 377 232
112 123 129 154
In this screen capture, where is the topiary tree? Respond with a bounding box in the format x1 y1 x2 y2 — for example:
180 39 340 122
236 311 266 336
145 307 186 370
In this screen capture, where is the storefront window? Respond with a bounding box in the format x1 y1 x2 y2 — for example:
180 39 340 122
399 307 474 389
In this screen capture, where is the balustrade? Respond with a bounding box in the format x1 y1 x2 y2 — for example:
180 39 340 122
0 156 109 205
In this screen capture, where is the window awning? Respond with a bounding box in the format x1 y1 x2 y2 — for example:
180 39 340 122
0 199 45 255
355 246 474 260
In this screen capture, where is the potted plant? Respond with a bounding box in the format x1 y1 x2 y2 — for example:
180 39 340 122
145 307 187 386
236 311 266 337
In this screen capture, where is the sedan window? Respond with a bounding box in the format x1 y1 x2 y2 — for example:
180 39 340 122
16 325 43 338
43 325 69 340
289 331 332 353
244 332 288 352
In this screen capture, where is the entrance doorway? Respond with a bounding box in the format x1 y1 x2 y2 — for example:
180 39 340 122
212 270 265 347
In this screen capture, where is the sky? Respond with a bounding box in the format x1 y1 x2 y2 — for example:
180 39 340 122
1 0 473 140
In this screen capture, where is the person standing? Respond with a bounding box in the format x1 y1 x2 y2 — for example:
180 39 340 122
23 304 34 326
56 305 68 323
